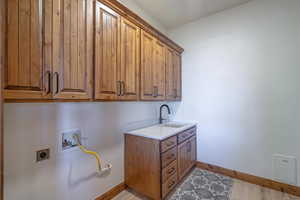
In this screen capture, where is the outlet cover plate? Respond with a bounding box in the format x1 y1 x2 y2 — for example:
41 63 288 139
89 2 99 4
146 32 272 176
272 154 297 185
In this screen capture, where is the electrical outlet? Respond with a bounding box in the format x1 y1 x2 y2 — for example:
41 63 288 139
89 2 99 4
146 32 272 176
62 129 81 151
36 149 50 162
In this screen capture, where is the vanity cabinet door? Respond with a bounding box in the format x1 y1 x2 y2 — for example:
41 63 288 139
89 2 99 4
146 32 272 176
177 136 196 180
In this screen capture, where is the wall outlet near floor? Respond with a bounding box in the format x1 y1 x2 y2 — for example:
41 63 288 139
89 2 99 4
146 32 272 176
62 129 82 151
36 149 50 162
272 154 297 185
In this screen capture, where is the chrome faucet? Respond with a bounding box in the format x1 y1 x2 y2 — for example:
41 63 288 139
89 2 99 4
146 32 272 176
159 104 171 124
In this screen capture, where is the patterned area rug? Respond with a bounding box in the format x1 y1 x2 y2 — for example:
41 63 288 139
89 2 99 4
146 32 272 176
169 168 234 200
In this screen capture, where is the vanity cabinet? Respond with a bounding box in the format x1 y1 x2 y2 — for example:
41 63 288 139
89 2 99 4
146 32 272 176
125 126 197 200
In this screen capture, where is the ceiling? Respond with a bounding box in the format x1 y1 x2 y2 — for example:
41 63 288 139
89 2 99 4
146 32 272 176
131 0 251 29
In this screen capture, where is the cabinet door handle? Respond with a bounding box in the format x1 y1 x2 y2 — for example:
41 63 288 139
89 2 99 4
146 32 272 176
117 81 121 96
166 141 174 147
174 88 177 98
168 180 176 188
167 167 175 174
153 86 158 97
54 72 59 94
187 142 192 153
121 81 126 96
153 86 157 97
167 154 175 160
45 71 51 94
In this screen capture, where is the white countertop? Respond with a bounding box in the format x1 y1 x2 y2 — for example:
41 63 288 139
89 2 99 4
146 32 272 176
126 121 198 140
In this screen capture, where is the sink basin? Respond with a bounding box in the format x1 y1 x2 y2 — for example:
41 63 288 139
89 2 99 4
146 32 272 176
162 123 188 128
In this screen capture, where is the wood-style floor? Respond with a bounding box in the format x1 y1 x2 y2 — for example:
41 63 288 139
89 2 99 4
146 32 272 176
113 179 300 200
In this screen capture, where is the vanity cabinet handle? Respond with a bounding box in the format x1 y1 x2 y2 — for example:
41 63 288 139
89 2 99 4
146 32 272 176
168 180 176 188
167 154 175 160
166 141 174 147
187 142 192 153
167 167 175 174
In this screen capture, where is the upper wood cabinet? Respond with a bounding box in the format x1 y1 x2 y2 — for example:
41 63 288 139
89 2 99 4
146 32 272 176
153 40 166 100
52 0 93 99
141 30 166 101
119 18 140 100
4 0 51 99
166 47 182 101
95 2 120 100
4 0 93 100
3 0 182 102
140 30 155 100
95 2 140 101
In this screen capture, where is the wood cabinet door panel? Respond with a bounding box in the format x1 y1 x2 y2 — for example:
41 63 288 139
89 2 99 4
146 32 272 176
140 30 154 100
95 2 120 100
165 47 175 100
120 18 140 100
177 140 189 180
173 52 182 100
153 40 166 100
5 0 51 99
190 136 197 168
52 0 93 99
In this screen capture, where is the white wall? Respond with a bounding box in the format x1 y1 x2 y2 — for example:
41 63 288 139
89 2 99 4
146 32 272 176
170 0 300 186
4 102 177 200
117 0 168 35
3 1 171 200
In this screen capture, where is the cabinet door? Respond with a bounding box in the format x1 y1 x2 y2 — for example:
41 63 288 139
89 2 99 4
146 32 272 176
177 137 196 180
52 0 93 99
153 40 166 100
165 47 175 100
119 18 140 100
95 2 120 100
140 30 155 100
173 52 182 100
4 0 51 99
177 140 190 180
166 48 181 101
189 136 197 169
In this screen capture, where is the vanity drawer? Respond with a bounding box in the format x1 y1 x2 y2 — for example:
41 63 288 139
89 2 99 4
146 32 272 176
161 147 177 169
178 127 196 144
162 160 177 183
161 136 177 153
162 173 177 198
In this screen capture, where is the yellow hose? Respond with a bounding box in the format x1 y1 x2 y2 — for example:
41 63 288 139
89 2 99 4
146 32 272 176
73 134 102 171
78 145 102 171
